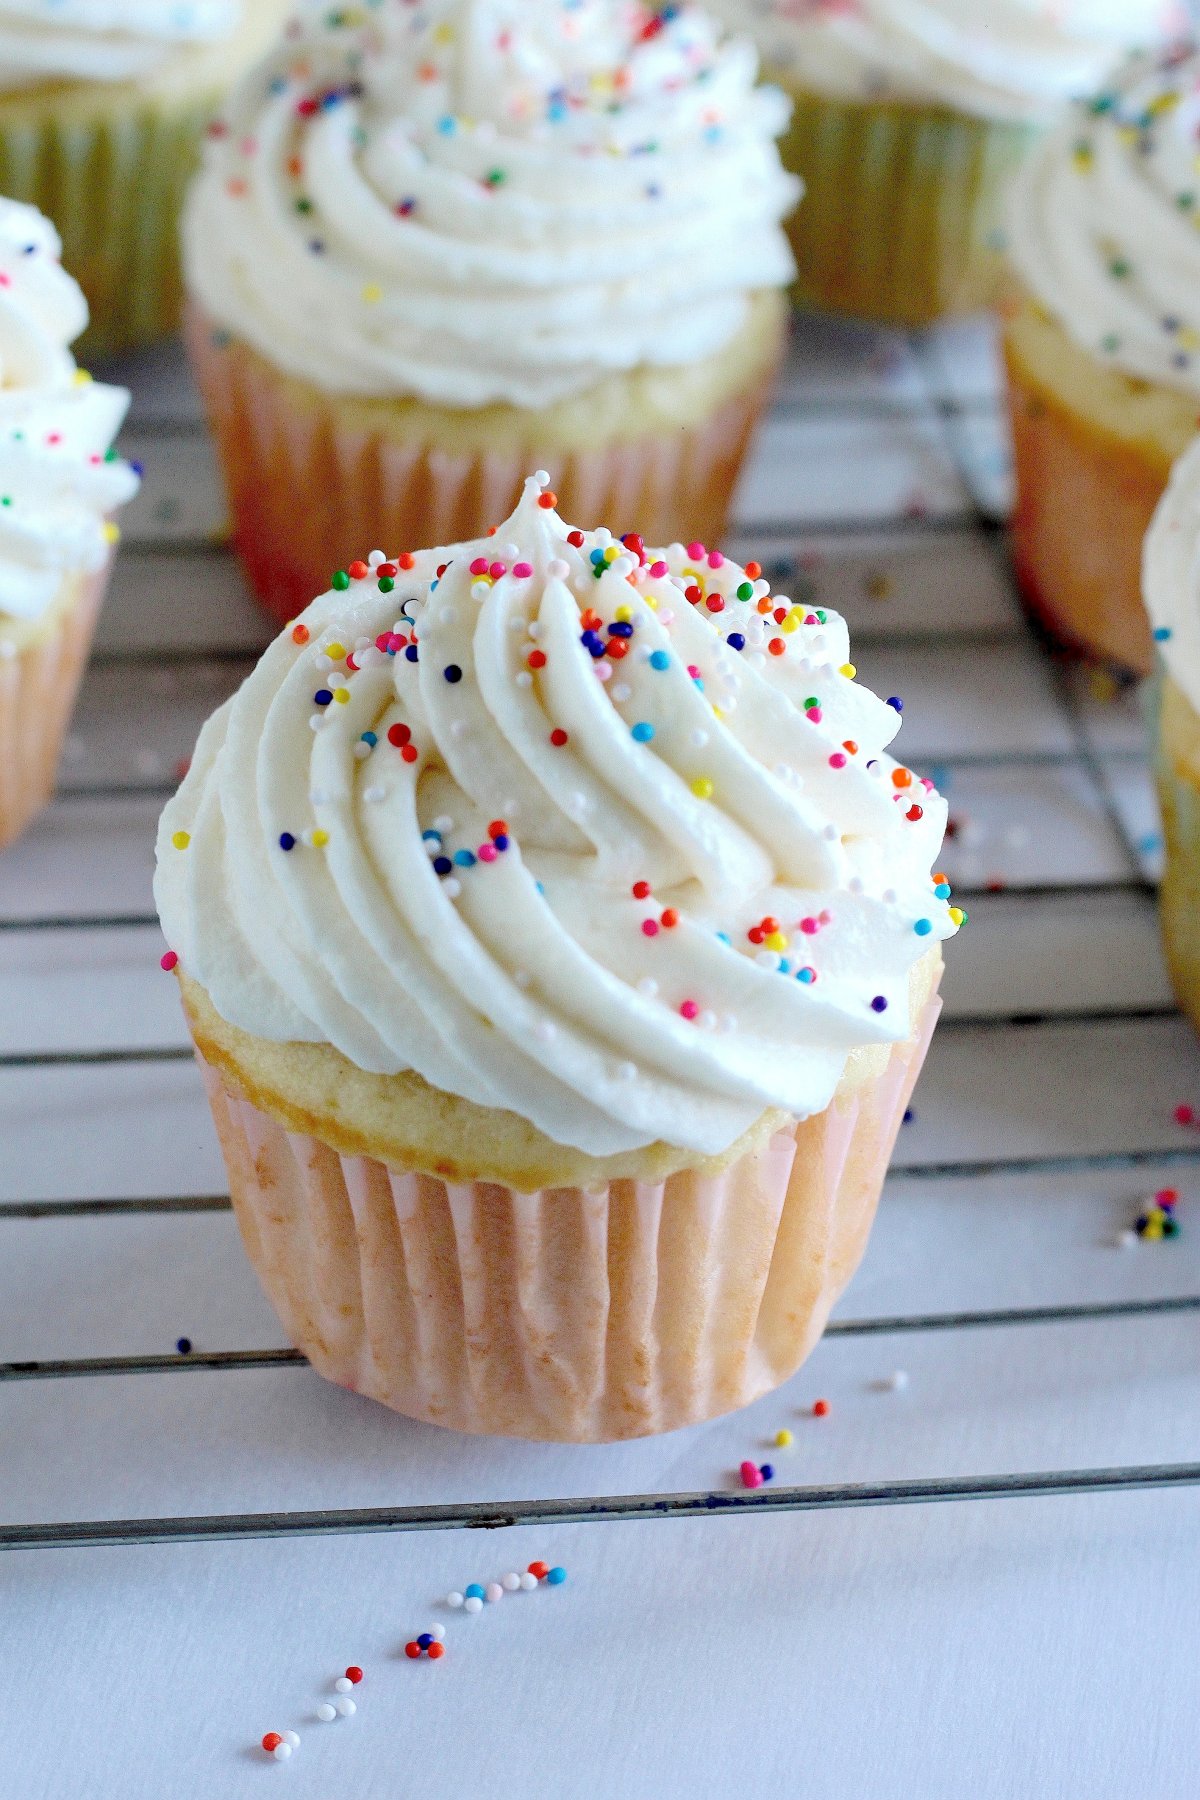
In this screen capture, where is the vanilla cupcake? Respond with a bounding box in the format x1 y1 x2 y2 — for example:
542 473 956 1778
1142 435 1200 1031
1004 43 1200 674
0 0 288 358
155 474 961 1442
707 0 1179 326
182 0 799 628
0 197 139 848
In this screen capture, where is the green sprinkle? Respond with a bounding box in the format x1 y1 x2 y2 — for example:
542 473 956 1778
736 581 753 601
331 570 350 591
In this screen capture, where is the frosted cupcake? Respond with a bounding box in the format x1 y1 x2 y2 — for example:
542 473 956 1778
182 0 799 628
706 0 1179 326
0 0 288 359
156 474 961 1442
1005 43 1200 674
1143 436 1200 1032
0 197 139 848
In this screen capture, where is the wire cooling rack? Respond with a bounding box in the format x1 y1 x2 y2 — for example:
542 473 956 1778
2 313 1200 1799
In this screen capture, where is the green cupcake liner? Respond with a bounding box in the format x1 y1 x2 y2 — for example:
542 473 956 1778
775 83 1034 328
0 90 218 361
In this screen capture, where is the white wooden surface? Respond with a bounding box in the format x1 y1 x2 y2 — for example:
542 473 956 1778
2 311 1198 1800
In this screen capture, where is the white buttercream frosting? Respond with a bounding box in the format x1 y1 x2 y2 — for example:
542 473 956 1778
182 0 799 410
0 0 241 89
1008 43 1200 396
155 477 960 1158
1144 434 1200 714
0 198 138 629
706 0 1182 123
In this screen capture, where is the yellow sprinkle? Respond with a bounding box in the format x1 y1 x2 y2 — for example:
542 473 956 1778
949 907 965 926
691 777 714 801
171 831 190 851
774 1429 793 1448
333 688 350 704
311 829 330 848
433 20 454 40
766 932 788 952
73 368 93 386
103 522 120 544
780 614 800 635
839 662 856 678
644 594 659 611
325 641 346 661
604 545 619 563
362 282 383 304
614 604 632 623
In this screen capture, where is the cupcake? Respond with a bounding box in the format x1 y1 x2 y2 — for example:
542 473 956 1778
0 197 139 849
155 474 961 1442
181 0 800 629
1004 43 1200 675
705 0 1180 327
1142 434 1200 1031
0 0 288 359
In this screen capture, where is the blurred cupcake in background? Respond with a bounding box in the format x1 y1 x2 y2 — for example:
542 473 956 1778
0 0 288 359
0 197 139 848
1005 42 1200 675
705 0 1182 327
182 0 800 627
1143 435 1200 1035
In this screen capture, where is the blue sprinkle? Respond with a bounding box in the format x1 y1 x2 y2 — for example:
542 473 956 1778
443 663 463 683
797 967 815 984
453 850 477 868
279 833 296 852
404 645 419 663
903 1108 916 1125
1154 626 1173 642
631 721 655 743
727 632 745 651
417 1633 434 1648
934 882 951 899
464 1582 485 1600
546 1567 567 1585
914 918 932 936
716 930 731 945
436 114 457 134
536 882 545 894
649 650 670 671
361 731 378 747
778 959 791 974
759 1464 774 1482
871 995 889 1012
493 833 509 851
609 620 634 638
886 696 903 712
422 829 442 843
313 688 333 706
433 856 452 876
175 1337 192 1355
589 548 606 566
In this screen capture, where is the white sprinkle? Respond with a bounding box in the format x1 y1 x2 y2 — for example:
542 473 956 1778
314 654 334 673
1116 1228 1138 1250
534 1020 556 1042
755 950 781 971
527 621 542 640
547 558 569 579
450 719 468 740
596 661 612 681
334 1698 356 1718
612 682 632 702
471 583 491 603
443 878 462 898
334 1677 353 1694
353 741 371 760
617 1061 637 1081
486 1583 504 1603
699 1011 717 1031
848 876 864 894
659 608 675 625
690 728 708 748
281 1732 300 1748
519 1572 539 1592
368 550 385 567
316 1704 337 1723
823 824 838 841
885 1369 909 1391
516 670 533 688
501 1572 522 1592
310 788 328 806
500 542 520 560
882 887 897 904
273 1743 293 1761
434 815 454 833
363 784 384 803
534 468 550 486
464 1595 484 1614
509 615 526 632
720 1014 738 1033
429 1623 446 1641
447 1591 465 1608
309 715 325 732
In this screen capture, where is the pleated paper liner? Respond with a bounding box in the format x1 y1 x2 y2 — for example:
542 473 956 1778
185 296 787 629
1002 292 1195 677
0 563 108 849
193 991 940 1443
776 82 1032 328
1156 675 1200 1036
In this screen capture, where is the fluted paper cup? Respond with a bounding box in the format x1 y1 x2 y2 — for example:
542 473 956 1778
193 990 939 1443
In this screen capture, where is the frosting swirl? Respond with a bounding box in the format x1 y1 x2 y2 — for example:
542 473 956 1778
182 0 799 409
155 477 960 1158
706 0 1181 123
0 1 241 89
1144 435 1200 715
1008 43 1200 394
0 199 139 629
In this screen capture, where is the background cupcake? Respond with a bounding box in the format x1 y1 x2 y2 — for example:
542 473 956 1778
0 196 139 847
0 0 287 359
1006 42 1200 675
1143 434 1200 1034
183 0 800 628
155 474 960 1443
706 0 1181 327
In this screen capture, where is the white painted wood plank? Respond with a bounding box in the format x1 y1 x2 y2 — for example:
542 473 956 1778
851 640 1076 761
0 796 158 921
734 412 970 531
777 310 930 406
1100 756 1164 882
914 313 1006 407
94 551 270 657
938 760 1133 891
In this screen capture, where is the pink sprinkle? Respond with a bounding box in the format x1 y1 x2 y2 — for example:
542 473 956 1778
805 613 818 625
346 654 359 671
489 561 507 580
469 557 489 576
680 999 699 1020
649 561 668 578
1175 1104 1195 1125
706 551 724 569
687 665 702 680
160 951 179 972
89 453 101 465
687 542 705 561
0 274 10 289
800 917 819 935
921 777 935 791
829 753 847 769
46 432 62 446
596 661 612 681
819 909 831 925
642 919 660 937
806 707 822 723
477 844 498 863
513 561 532 579
740 1460 763 1489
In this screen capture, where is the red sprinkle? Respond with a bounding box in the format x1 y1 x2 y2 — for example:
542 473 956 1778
660 908 679 929
387 722 411 747
537 492 557 509
345 1667 363 1684
632 880 651 899
348 560 369 580
405 1643 422 1660
160 951 179 973
262 1734 282 1753
568 530 585 547
401 744 419 764
812 1399 830 1417
1175 1104 1195 1126
427 1642 445 1660
528 1561 550 1580
291 624 310 645
679 1000 699 1020
527 649 547 670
